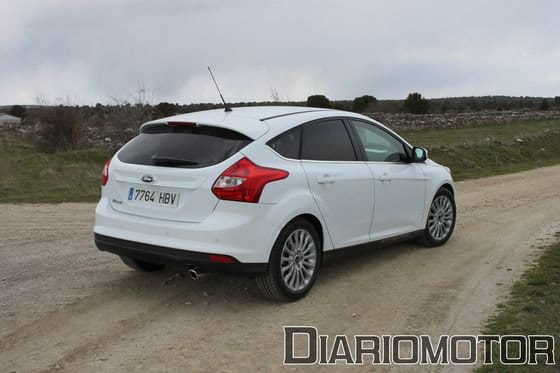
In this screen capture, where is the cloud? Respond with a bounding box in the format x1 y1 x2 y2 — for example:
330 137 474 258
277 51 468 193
1 0 559 105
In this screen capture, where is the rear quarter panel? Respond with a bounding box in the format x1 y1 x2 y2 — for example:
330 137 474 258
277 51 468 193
241 142 335 252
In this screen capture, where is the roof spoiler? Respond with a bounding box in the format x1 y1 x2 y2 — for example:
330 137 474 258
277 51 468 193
139 121 197 133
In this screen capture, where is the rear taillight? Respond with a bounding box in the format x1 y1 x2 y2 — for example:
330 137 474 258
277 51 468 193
101 158 111 186
212 157 289 203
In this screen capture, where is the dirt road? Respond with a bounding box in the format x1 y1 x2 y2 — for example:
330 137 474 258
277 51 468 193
1 166 559 372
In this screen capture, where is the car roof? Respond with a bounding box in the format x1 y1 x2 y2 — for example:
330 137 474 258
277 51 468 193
140 106 328 139
140 105 382 139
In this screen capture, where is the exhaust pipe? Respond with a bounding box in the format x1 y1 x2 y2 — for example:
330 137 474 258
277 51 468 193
188 268 204 280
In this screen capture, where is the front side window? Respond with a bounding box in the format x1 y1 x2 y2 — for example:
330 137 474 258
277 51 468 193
302 120 357 161
350 120 409 162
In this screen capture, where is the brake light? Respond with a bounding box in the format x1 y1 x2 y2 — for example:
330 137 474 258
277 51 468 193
212 158 289 203
101 158 111 186
167 121 196 127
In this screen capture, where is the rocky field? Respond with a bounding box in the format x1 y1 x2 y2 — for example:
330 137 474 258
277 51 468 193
2 108 560 151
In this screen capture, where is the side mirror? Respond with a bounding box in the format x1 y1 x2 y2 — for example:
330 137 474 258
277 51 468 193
412 147 428 162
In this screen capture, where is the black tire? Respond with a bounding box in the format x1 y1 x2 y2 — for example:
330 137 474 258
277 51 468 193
418 188 456 247
256 218 322 301
119 256 165 272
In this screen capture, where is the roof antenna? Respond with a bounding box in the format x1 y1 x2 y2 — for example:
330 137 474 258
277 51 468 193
207 66 232 112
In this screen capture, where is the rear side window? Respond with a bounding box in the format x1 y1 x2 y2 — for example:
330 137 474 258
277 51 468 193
118 125 251 168
267 127 301 159
302 120 357 161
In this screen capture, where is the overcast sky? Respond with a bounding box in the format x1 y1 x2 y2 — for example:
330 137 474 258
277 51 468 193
1 0 559 105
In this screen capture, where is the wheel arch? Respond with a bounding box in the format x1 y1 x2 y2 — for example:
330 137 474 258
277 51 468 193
277 213 327 267
439 182 455 196
292 213 324 252
266 211 330 264
421 179 456 227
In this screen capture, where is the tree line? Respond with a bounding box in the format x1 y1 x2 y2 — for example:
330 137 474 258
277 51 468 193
307 94 560 114
6 94 559 123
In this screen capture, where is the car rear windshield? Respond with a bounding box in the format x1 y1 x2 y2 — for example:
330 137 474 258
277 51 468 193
118 125 252 168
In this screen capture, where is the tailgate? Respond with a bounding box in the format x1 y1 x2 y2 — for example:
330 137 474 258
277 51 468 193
107 158 225 222
105 124 252 222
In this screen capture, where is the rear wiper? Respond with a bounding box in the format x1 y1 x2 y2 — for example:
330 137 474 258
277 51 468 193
151 155 199 166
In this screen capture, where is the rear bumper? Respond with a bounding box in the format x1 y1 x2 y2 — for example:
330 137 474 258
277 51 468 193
95 233 267 275
94 196 281 263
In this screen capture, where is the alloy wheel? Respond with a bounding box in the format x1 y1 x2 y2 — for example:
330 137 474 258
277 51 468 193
427 195 454 241
280 229 317 291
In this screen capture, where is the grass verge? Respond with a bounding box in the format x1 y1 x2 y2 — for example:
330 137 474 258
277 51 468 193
428 131 560 181
476 240 560 372
401 119 560 148
1 119 560 203
0 141 111 203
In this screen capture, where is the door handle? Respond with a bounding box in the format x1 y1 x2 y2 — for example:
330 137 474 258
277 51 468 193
378 173 392 182
317 176 335 184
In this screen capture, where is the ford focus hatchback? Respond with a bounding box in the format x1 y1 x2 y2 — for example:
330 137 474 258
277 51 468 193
94 106 456 301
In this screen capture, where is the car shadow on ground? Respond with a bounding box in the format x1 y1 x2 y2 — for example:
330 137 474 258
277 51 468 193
104 237 425 307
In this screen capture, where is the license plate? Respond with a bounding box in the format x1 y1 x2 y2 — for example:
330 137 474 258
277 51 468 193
127 187 180 207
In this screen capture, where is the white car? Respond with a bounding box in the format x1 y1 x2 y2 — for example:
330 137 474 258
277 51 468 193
94 106 456 301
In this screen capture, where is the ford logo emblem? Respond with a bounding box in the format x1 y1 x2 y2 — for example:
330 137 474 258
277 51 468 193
141 175 154 183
